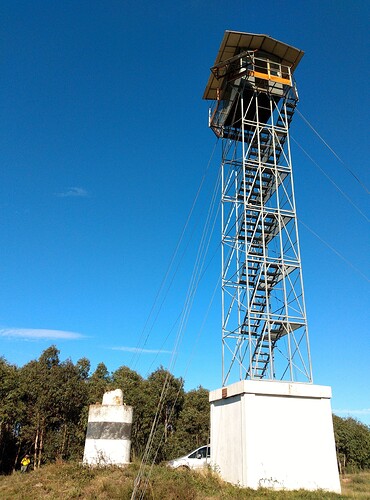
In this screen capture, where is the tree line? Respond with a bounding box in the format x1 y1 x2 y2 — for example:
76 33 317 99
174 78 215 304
0 346 369 474
0 346 209 474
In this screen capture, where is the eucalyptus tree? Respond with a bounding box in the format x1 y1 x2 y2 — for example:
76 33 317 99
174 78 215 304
142 367 185 462
19 346 62 468
42 358 89 462
333 415 370 472
168 386 210 458
87 362 111 405
111 365 145 459
0 358 23 472
18 347 91 467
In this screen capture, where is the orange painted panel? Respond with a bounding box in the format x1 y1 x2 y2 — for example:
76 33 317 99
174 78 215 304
250 71 291 86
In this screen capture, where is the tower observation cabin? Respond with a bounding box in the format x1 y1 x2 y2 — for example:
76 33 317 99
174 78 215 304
204 32 312 385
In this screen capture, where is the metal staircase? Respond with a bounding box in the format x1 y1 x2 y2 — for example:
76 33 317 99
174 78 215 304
206 45 312 384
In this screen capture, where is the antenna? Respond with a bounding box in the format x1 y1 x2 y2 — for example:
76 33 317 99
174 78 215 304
204 31 312 385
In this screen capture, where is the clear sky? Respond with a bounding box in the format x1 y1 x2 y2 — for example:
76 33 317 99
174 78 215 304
1 1 369 424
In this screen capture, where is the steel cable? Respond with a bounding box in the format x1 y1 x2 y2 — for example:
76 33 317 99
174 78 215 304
129 138 219 370
297 109 369 194
131 151 222 500
292 136 369 223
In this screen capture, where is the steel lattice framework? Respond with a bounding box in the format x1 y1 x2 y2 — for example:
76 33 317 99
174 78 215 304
204 32 313 385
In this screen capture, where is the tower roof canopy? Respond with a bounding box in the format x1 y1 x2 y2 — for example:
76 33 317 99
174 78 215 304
203 31 304 100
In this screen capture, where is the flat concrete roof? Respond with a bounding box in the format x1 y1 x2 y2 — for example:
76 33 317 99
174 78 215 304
209 380 332 402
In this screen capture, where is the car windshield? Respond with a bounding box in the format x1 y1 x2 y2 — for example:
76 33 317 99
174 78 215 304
188 446 210 459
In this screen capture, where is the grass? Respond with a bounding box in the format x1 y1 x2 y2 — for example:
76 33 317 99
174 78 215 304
340 472 370 498
0 462 369 499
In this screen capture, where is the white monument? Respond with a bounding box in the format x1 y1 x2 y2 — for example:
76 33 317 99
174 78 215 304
83 389 133 466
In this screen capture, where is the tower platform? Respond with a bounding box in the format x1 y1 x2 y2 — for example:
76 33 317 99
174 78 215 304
209 380 341 493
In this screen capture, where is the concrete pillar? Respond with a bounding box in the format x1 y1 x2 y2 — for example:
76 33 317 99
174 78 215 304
83 389 133 466
210 380 341 493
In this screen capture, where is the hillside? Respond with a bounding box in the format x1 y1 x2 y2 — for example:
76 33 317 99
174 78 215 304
2 347 370 477
0 462 369 499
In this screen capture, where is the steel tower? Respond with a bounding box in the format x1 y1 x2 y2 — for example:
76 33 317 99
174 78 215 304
204 32 312 385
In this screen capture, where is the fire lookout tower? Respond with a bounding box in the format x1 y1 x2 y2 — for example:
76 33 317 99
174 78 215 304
203 31 312 385
204 31 341 493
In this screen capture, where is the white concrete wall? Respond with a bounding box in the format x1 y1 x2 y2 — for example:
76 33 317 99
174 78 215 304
83 403 133 466
210 394 244 485
102 388 123 406
83 438 131 466
87 405 132 423
210 381 341 493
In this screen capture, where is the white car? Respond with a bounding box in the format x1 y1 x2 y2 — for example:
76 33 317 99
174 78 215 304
167 445 211 470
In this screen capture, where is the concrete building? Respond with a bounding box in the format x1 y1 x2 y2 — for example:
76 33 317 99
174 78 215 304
210 381 341 492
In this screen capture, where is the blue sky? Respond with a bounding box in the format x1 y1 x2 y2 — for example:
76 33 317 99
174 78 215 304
1 1 369 424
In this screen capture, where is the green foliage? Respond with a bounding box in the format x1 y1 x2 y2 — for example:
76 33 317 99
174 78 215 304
88 362 112 405
0 348 201 473
333 415 370 472
0 357 24 472
111 366 145 459
138 367 185 462
1 344 369 480
76 357 91 380
38 345 60 368
168 386 210 458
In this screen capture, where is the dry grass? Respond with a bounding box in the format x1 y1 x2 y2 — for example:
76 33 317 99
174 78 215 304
340 472 370 498
0 462 368 499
